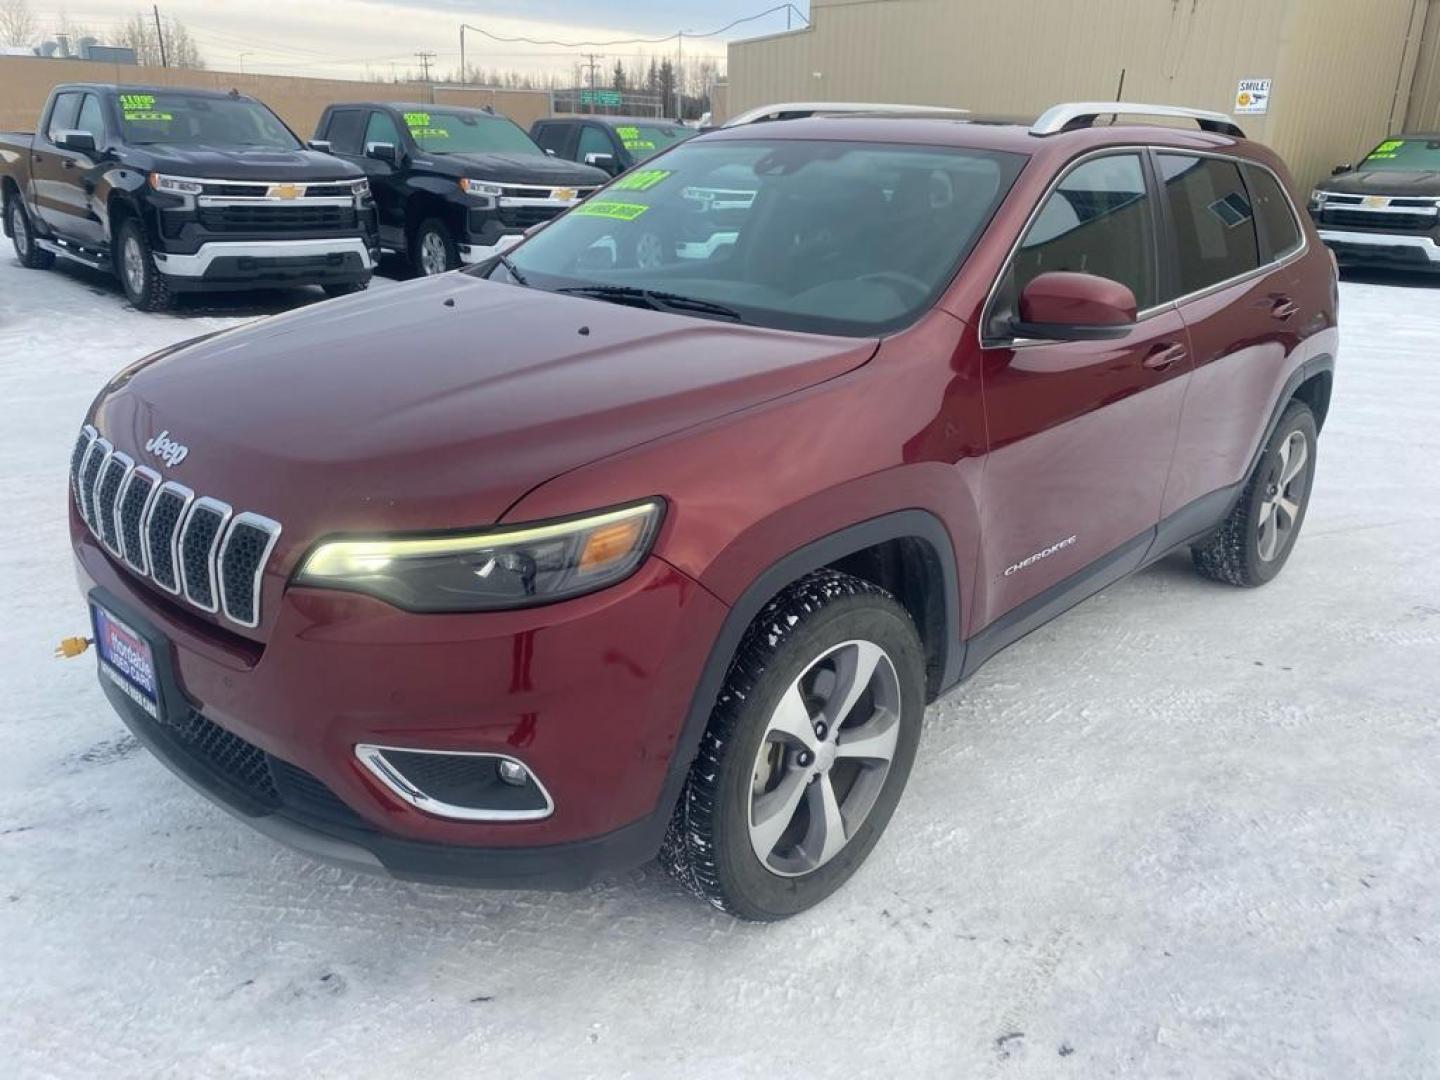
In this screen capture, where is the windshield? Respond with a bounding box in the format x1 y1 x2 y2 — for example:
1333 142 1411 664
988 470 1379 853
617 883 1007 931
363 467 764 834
403 109 541 155
1361 137 1440 171
615 122 694 162
492 138 1025 336
117 92 298 148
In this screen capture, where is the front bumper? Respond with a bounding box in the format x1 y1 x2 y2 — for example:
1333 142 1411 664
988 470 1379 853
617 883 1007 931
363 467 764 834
73 519 728 888
1317 229 1440 270
152 238 378 290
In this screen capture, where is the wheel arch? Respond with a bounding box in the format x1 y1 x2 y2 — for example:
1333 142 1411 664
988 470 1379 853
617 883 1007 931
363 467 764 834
1293 362 1333 433
644 510 962 851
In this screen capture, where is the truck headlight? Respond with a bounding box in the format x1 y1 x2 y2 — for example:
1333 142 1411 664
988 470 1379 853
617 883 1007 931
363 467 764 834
294 501 664 612
458 178 504 197
149 173 203 195
350 178 371 198
1308 189 1329 209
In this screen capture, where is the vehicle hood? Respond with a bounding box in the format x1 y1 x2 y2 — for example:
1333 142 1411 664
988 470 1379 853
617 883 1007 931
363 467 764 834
429 151 608 186
132 143 364 181
1318 169 1440 196
92 275 876 552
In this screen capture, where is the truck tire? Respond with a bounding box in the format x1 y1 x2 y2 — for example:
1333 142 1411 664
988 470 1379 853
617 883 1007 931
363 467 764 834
115 218 174 312
1192 399 1318 587
8 196 55 270
409 218 456 276
661 570 926 921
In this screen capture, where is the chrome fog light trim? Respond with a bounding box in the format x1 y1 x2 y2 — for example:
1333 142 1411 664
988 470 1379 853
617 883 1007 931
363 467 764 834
354 744 555 822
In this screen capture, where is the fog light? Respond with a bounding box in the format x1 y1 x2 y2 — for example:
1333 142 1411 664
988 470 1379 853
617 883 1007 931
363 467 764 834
498 759 529 786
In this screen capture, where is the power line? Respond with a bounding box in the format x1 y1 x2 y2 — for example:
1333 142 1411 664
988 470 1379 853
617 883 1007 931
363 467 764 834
414 50 435 81
459 3 808 50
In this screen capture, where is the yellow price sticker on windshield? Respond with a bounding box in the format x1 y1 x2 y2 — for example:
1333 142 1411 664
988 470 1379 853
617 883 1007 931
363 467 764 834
119 93 156 111
573 200 649 222
124 111 173 122
403 111 431 127
612 169 671 192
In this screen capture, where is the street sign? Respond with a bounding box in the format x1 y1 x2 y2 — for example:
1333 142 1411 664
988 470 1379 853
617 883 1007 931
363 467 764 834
579 89 623 107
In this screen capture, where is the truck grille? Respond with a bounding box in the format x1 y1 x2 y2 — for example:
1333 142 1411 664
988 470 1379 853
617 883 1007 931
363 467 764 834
71 426 282 630
1321 208 1438 233
497 205 565 229
198 205 358 232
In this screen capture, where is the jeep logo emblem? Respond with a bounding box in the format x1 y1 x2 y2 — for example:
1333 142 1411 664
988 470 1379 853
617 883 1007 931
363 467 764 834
145 430 189 467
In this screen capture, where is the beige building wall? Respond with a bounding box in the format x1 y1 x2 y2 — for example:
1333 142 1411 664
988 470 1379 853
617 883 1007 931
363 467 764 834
728 0 1436 188
0 56 551 139
1407 0 1440 132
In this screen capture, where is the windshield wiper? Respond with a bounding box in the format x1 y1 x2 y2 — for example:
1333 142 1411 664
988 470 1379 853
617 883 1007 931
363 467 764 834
556 285 743 322
494 251 529 287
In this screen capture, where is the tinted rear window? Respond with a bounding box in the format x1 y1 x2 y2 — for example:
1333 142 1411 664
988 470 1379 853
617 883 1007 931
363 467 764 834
1158 154 1260 297
1242 163 1302 260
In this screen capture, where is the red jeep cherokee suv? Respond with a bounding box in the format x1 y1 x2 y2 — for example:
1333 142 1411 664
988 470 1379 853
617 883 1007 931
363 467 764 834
69 102 1336 920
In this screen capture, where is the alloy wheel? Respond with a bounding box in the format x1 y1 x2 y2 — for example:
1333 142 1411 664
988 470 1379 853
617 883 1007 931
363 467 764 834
123 234 147 295
420 231 448 275
748 639 902 877
1258 429 1309 562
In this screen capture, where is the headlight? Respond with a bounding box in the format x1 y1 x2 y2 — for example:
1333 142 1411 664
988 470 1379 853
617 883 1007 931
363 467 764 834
294 500 664 612
458 178 504 197
1309 189 1329 207
350 178 371 198
149 173 203 195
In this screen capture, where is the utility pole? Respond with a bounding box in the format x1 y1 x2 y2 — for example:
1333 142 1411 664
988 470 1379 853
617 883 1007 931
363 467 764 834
414 50 435 82
459 25 466 84
675 32 683 121
152 4 168 67
581 52 605 112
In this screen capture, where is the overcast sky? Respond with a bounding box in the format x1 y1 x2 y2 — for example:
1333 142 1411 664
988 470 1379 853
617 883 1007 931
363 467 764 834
32 0 811 80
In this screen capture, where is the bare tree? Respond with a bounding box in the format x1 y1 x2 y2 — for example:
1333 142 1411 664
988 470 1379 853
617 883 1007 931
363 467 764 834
121 10 204 68
0 0 36 47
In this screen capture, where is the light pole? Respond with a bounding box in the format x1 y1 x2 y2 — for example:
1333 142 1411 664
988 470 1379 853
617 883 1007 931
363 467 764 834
238 52 251 74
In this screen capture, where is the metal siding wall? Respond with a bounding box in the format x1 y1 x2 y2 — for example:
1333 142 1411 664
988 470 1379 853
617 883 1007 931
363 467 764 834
1407 0 1440 131
730 0 1424 188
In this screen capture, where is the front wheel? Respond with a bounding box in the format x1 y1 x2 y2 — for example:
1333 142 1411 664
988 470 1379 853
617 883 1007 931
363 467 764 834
1192 399 1318 587
115 219 173 312
662 570 926 920
409 218 456 277
8 196 55 269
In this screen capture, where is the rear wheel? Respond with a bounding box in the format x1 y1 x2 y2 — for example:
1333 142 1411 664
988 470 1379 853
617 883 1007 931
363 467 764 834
8 196 54 269
1192 399 1318 587
115 219 173 312
410 218 456 277
661 570 926 920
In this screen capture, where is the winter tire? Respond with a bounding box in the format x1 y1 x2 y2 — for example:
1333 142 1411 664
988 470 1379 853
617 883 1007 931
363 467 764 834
411 218 456 276
661 569 926 921
1192 399 1318 587
8 196 54 269
116 219 174 312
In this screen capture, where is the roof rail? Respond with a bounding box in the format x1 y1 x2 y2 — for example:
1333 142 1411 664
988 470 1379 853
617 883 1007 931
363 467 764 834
724 102 969 128
1031 102 1245 139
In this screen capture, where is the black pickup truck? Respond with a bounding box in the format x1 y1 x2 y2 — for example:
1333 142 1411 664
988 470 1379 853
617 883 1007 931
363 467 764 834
1308 133 1440 273
312 102 607 275
0 83 379 309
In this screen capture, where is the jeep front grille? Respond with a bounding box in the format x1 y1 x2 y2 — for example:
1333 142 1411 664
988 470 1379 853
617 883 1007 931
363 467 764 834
71 426 283 630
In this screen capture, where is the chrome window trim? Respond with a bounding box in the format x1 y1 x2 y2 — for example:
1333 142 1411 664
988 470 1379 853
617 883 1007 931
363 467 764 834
142 481 195 596
96 451 135 557
85 438 114 538
117 465 162 574
218 512 283 628
71 424 98 505
178 497 232 614
979 145 1309 350
354 744 555 822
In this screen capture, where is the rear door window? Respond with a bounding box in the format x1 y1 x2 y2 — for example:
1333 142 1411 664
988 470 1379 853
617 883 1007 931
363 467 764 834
324 109 366 155
1241 163 1302 261
1009 152 1158 312
1157 154 1261 297
532 122 572 157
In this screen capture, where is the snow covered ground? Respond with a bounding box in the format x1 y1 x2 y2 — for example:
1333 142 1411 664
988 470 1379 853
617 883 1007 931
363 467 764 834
2 255 1438 1080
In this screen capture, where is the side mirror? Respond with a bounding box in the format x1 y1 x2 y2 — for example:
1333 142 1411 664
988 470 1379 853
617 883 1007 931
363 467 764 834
365 141 398 164
307 139 333 153
1332 163 1353 176
1011 271 1137 342
584 151 619 175
56 129 97 155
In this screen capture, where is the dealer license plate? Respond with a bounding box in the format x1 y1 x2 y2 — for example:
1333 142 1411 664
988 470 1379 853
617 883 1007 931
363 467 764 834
91 602 161 720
